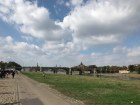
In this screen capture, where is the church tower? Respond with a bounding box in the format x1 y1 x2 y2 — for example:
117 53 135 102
36 63 38 67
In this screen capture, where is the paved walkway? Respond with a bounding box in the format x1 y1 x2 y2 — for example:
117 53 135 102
0 73 84 105
17 73 83 105
0 74 18 105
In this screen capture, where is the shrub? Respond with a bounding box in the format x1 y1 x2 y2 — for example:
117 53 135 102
135 65 140 74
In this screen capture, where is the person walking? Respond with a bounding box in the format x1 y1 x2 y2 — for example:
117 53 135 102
6 72 8 78
1 70 4 78
0 71 2 78
12 71 15 78
43 73 45 77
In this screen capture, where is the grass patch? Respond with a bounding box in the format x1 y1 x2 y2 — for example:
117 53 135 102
96 73 140 78
22 72 140 105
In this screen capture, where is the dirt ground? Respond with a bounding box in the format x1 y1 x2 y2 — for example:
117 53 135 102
17 73 84 105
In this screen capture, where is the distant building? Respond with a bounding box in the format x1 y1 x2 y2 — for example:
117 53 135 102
36 63 38 67
134 64 140 67
78 62 85 67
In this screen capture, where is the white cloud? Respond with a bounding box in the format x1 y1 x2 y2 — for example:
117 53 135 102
73 35 122 50
1 0 140 51
0 0 71 42
21 36 33 41
42 40 81 56
103 54 122 64
113 46 131 54
127 47 140 57
43 41 65 53
54 5 58 15
0 37 34 65
76 54 89 62
63 0 140 49
90 51 125 66
5 36 15 45
0 5 10 13
14 42 46 55
0 0 140 67
0 36 47 56
65 2 70 6
57 0 64 5
91 53 103 58
90 45 140 66
70 0 83 6
1 35 140 67
0 36 59 66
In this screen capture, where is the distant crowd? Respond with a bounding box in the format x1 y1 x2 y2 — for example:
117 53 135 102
0 69 18 79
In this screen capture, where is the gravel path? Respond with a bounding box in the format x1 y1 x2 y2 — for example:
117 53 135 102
17 73 84 105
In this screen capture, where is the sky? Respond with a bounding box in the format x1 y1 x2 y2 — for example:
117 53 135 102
0 0 140 67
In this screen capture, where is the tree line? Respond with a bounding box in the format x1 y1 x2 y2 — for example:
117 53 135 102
0 61 22 70
74 64 140 74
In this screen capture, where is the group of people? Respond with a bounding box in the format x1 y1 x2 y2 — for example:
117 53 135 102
0 69 16 79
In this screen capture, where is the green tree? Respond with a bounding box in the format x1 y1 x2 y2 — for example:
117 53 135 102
7 61 22 70
0 61 7 67
134 65 140 74
88 65 97 69
97 66 102 70
73 66 78 68
106 66 110 70
102 66 107 70
110 66 117 70
122 66 127 70
128 65 134 72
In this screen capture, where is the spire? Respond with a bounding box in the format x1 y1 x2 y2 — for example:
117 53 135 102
80 62 83 65
36 63 38 67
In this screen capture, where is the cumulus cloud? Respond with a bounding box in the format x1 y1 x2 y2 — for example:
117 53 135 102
0 0 140 67
91 53 103 58
0 0 71 42
5 36 15 45
76 54 89 62
57 0 64 5
113 46 131 54
90 45 140 66
42 40 81 56
1 36 140 67
0 36 48 56
0 36 58 66
43 41 65 53
1 36 82 66
63 0 140 49
0 37 33 65
1 0 140 51
65 2 70 7
127 47 140 57
21 36 33 41
90 51 125 66
70 0 83 6
0 5 10 13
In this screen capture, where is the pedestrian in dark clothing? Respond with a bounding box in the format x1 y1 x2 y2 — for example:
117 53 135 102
12 71 15 78
3 71 6 78
1 70 4 78
0 71 2 78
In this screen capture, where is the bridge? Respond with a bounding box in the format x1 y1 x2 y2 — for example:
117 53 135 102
1 66 119 75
